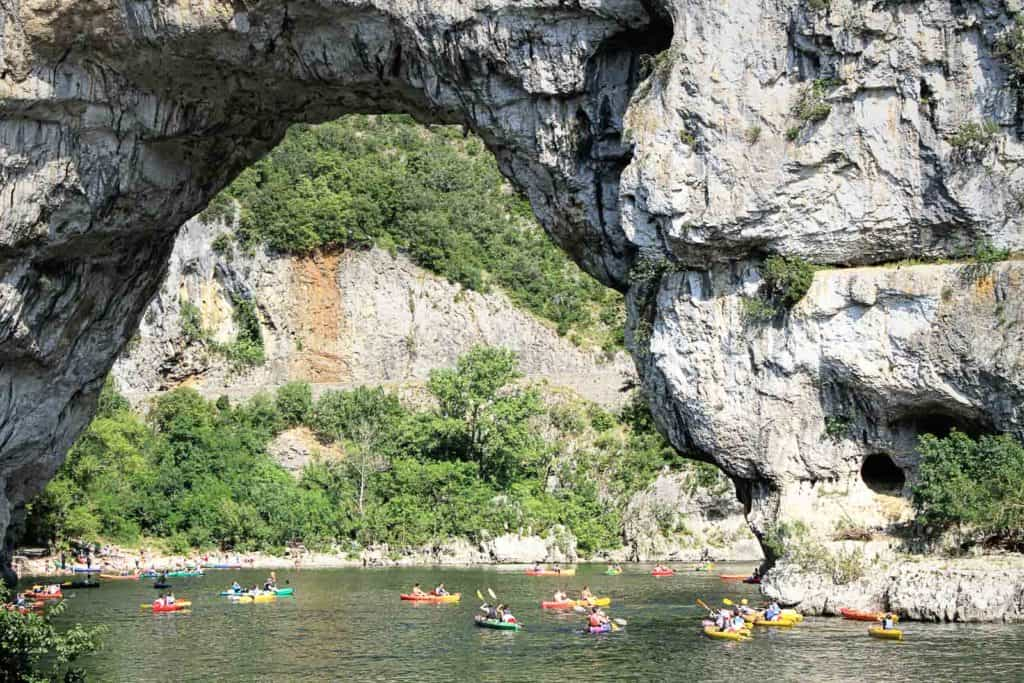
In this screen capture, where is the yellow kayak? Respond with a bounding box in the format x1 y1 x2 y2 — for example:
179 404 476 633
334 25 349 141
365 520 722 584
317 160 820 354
868 626 903 641
742 609 803 623
753 617 797 627
230 594 276 604
703 625 750 641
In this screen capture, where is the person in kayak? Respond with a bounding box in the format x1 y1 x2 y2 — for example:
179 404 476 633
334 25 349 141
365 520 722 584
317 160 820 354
728 611 746 632
531 562 543 572
764 601 782 621
881 612 896 630
166 592 175 605
411 583 427 597
433 583 448 596
484 602 500 620
501 605 516 624
737 598 756 615
14 592 25 607
231 581 242 593
553 589 568 603
588 606 608 629
580 585 595 603
654 563 669 573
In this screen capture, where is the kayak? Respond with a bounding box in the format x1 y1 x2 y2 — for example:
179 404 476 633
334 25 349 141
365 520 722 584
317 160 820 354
753 617 796 627
703 625 749 641
588 623 621 634
72 567 101 574
604 569 622 576
840 607 896 622
868 626 903 641
651 570 674 577
474 615 521 631
229 594 276 604
219 590 244 597
142 600 192 613
743 609 802 624
400 593 461 603
100 574 139 580
541 597 611 609
60 581 100 589
719 574 748 581
153 582 172 590
273 587 294 597
743 577 762 584
30 591 63 600
524 569 576 576
165 571 204 578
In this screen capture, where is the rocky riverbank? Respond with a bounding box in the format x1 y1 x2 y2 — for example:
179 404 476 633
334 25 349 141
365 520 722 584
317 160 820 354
763 555 1024 623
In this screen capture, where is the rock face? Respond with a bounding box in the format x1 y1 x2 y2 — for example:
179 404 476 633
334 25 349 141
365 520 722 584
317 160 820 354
2 0 1024 591
111 218 633 406
622 470 763 561
764 556 1024 623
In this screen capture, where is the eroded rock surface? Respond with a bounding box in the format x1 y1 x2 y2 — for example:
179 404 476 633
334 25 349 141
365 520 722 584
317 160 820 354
2 0 1024 590
112 218 634 407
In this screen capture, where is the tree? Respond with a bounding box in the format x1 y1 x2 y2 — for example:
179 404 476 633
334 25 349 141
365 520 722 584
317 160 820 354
275 381 313 427
0 586 105 683
427 347 544 485
345 421 390 518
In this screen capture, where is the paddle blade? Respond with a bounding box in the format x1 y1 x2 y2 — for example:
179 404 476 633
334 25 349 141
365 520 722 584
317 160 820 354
723 598 733 606
613 618 628 626
487 588 497 600
476 590 485 602
573 605 587 614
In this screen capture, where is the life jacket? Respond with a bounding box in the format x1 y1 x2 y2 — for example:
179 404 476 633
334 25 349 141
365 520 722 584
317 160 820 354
589 614 602 627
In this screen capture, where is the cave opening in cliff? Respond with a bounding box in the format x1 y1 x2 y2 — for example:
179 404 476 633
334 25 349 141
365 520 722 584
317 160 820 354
860 454 905 494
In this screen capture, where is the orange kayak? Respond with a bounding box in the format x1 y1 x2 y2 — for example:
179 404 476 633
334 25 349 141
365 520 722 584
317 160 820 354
100 574 139 580
719 574 748 581
840 607 896 622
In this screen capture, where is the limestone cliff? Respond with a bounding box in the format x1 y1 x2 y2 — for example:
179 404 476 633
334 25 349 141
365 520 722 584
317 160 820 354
112 217 634 406
1 0 1023 592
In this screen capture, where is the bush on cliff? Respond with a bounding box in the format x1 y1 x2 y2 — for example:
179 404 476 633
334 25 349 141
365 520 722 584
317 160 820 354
913 430 1024 549
220 114 623 349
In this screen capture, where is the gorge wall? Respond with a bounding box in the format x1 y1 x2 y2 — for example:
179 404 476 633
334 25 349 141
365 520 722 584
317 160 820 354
110 217 634 407
1 0 1023 582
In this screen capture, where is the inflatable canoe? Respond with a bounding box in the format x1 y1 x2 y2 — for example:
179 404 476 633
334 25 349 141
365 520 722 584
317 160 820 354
703 625 749 641
142 600 191 613
868 626 903 641
400 593 460 603
474 615 521 631
541 597 610 609
840 607 896 622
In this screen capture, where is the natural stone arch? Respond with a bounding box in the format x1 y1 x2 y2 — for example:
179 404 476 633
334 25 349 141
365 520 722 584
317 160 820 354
0 0 673 581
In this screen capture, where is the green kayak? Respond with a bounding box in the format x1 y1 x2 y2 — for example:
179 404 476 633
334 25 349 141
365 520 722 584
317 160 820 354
165 571 204 578
273 588 294 596
475 616 521 631
604 570 622 576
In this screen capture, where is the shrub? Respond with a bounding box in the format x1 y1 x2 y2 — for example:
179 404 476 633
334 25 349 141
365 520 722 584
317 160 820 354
805 0 830 11
823 415 852 442
179 300 205 344
792 79 838 123
745 125 762 144
276 381 313 427
211 233 233 257
948 121 1000 153
763 255 815 307
741 296 777 323
786 126 801 141
995 15 1024 87
912 430 1024 548
679 130 696 147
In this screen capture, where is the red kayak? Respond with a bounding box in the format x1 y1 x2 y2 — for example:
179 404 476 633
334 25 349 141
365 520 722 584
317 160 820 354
743 577 762 584
30 591 63 600
839 607 886 622
719 574 747 581
541 600 576 609
651 570 674 577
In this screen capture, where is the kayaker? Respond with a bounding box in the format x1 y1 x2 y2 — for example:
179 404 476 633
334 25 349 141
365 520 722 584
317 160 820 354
751 566 761 580
654 563 668 573
764 602 782 622
231 581 242 593
433 583 448 596
882 612 896 630
411 583 427 597
580 585 594 602
483 602 500 620
14 593 25 607
553 590 568 603
154 594 165 608
737 598 756 615
729 613 746 632
531 562 543 572
552 563 561 574
263 577 275 591
501 605 516 624
588 606 608 629
613 563 622 573
166 592 175 605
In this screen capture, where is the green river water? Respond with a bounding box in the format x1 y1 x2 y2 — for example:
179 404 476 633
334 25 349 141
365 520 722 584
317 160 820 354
28 563 1024 682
